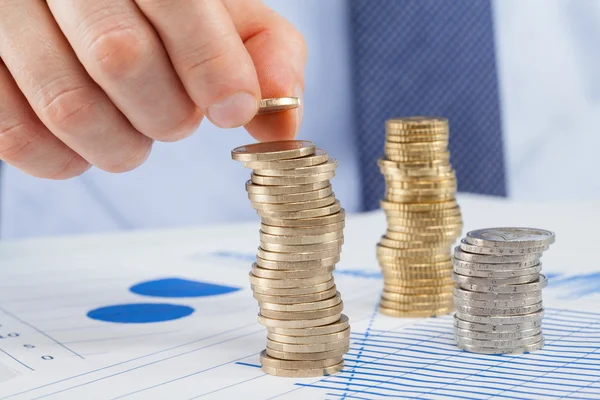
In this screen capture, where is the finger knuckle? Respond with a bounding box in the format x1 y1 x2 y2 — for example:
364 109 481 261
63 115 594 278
88 26 154 80
0 117 40 160
47 155 90 180
37 80 100 130
183 45 233 80
102 140 152 173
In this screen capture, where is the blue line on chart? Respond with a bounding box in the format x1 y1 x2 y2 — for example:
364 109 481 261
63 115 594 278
0 323 257 400
0 307 84 359
0 348 34 371
108 352 261 400
340 300 379 399
235 362 261 368
30 332 262 400
295 309 600 399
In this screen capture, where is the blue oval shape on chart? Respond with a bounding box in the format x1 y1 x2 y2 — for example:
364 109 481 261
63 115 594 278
87 303 194 323
129 278 240 298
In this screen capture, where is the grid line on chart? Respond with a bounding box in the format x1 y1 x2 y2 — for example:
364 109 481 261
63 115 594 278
0 307 84 359
294 308 600 400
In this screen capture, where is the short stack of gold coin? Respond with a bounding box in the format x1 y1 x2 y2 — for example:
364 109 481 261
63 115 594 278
232 140 350 378
377 117 463 317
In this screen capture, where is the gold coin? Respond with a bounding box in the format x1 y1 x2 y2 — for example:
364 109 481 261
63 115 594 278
385 193 456 203
261 238 343 253
261 361 344 378
381 291 453 303
259 292 341 312
244 148 328 170
379 299 454 311
257 200 342 219
267 326 351 344
385 186 457 196
387 179 456 190
378 260 453 271
266 345 349 360
253 286 338 304
258 313 341 329
254 158 337 177
267 314 349 336
383 207 461 218
383 231 458 243
386 223 462 233
257 247 340 262
248 186 333 204
245 180 330 195
384 283 454 295
252 279 335 295
386 135 449 144
261 210 345 227
380 199 457 211
252 195 336 212
376 246 450 258
385 140 448 149
375 236 448 249
383 217 462 228
261 221 344 236
251 171 335 186
381 268 453 280
386 153 450 164
386 116 448 131
256 255 340 270
252 264 335 279
260 230 343 245
384 148 448 157
232 140 315 162
377 243 450 257
257 97 301 115
377 253 451 262
379 305 453 318
383 277 455 287
259 349 341 368
267 337 349 353
260 301 343 320
378 158 451 171
381 170 456 182
249 272 333 289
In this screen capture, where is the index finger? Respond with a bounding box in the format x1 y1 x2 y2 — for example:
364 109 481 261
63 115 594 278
223 0 307 142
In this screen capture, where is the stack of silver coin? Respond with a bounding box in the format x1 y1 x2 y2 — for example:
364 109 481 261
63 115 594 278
452 227 555 354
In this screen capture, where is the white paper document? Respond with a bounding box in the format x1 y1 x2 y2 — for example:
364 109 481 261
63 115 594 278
0 195 598 399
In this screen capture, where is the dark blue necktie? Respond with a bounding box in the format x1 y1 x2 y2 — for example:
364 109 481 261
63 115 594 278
349 0 507 211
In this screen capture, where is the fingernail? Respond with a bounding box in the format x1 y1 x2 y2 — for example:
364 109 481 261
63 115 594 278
293 84 304 137
207 92 258 128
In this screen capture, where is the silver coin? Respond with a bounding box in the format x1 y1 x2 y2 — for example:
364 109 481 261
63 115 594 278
453 287 543 301
453 264 542 279
455 308 544 324
454 295 542 309
454 315 543 332
455 333 543 348
465 228 555 248
454 326 542 340
452 257 541 271
457 337 545 354
459 239 549 255
457 274 548 293
454 247 543 264
455 302 543 317
452 272 540 286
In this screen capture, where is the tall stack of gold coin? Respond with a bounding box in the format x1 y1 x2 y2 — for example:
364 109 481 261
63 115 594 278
232 140 350 378
377 117 463 317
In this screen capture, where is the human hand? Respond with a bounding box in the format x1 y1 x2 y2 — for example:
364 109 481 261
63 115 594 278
0 0 307 179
